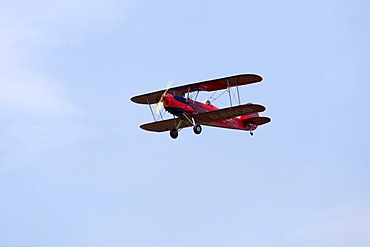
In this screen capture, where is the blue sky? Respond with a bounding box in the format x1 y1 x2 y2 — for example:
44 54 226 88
0 0 369 246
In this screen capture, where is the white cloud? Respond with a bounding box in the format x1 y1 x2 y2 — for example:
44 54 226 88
0 0 133 164
0 0 133 114
0 71 80 115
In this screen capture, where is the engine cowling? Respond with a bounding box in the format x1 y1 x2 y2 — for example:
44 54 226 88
163 94 194 116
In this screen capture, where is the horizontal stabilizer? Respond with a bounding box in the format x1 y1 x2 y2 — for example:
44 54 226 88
242 116 271 126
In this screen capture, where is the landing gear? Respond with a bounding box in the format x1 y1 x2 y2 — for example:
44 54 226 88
193 124 202 135
170 129 179 139
250 131 254 136
169 115 202 139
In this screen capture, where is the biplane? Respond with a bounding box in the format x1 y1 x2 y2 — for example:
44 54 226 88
131 74 270 139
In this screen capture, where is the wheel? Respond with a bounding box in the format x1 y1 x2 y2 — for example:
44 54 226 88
170 129 179 139
193 124 202 135
250 131 254 136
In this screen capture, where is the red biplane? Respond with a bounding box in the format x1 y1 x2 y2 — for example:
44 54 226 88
131 74 270 139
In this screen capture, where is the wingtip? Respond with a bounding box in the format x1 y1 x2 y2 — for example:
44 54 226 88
130 96 138 103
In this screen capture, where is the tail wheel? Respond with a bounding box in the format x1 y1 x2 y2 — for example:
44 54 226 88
170 129 179 139
193 124 202 135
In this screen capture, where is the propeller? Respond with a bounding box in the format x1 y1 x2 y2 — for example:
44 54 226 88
155 79 174 114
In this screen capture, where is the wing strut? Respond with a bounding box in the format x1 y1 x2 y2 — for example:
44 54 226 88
187 87 191 98
235 77 241 105
194 90 199 101
146 96 157 121
146 96 164 121
226 78 242 106
226 79 233 107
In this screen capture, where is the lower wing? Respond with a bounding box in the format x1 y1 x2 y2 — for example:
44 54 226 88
140 118 193 132
194 104 266 123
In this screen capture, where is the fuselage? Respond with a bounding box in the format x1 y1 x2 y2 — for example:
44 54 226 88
163 94 257 131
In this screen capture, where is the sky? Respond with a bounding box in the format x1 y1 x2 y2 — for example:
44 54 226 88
0 0 369 246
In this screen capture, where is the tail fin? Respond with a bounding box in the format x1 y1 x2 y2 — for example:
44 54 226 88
240 112 259 131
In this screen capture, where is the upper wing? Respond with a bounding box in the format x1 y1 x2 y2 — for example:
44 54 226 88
194 104 266 123
131 74 262 104
140 118 193 132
